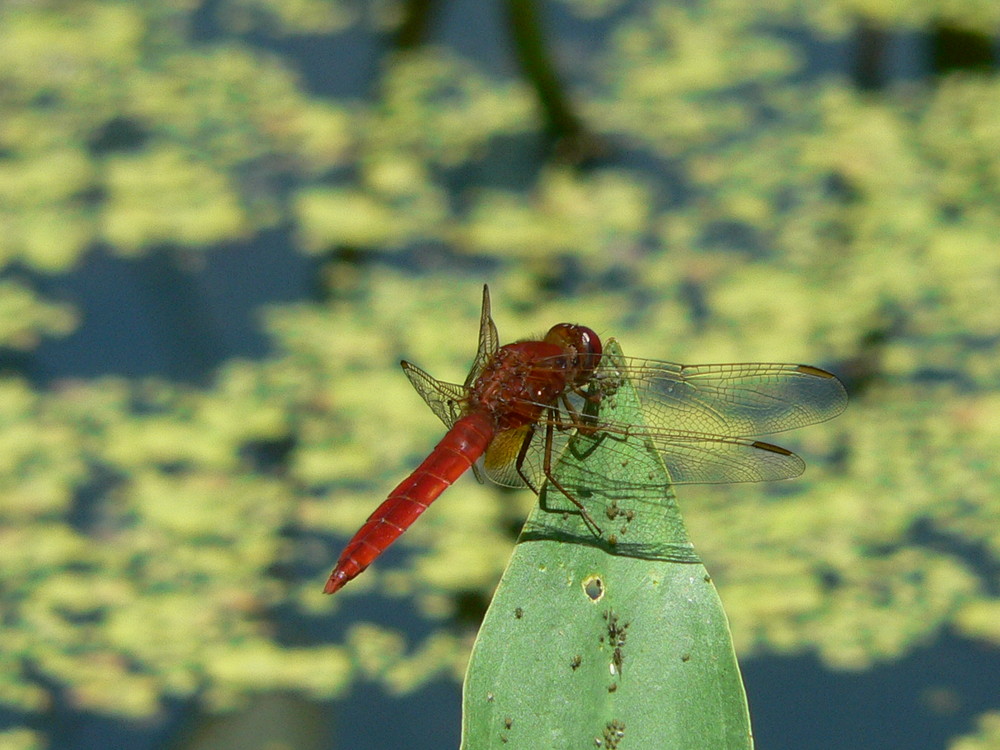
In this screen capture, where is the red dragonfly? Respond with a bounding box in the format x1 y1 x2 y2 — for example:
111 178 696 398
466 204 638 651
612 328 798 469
324 286 847 594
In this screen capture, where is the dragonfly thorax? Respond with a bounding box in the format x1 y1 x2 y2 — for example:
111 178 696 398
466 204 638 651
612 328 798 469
468 341 575 432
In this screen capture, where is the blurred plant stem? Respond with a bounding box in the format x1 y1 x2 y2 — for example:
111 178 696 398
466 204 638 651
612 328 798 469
395 0 438 49
503 0 592 158
393 0 602 161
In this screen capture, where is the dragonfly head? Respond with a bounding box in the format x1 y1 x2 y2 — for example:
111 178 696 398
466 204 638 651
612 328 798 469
543 324 603 385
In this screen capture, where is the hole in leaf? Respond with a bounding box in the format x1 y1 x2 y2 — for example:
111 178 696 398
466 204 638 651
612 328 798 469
582 574 604 601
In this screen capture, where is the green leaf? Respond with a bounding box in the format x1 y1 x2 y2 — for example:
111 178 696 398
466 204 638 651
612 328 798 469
461 339 753 750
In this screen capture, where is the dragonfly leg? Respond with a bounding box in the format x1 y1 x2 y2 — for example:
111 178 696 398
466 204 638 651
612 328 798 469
513 423 541 495
540 410 603 536
512 419 602 535
558 393 601 437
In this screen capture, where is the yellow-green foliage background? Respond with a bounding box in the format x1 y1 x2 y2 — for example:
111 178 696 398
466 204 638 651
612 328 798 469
2 0 999 747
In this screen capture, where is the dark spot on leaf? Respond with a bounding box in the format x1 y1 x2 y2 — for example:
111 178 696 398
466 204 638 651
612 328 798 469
603 720 626 748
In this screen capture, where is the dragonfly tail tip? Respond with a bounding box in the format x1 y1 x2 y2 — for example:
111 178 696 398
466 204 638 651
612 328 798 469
323 570 348 595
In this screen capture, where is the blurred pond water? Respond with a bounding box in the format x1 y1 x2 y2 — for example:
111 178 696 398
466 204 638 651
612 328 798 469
3 1 1000 749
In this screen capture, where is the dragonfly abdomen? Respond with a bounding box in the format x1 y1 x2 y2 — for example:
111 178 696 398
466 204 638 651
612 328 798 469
323 410 495 594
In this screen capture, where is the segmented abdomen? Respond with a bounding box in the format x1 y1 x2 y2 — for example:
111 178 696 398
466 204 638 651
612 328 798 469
324 411 495 594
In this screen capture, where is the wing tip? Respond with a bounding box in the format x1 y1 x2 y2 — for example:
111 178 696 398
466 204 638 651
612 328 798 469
795 364 837 379
750 440 794 456
752 440 806 480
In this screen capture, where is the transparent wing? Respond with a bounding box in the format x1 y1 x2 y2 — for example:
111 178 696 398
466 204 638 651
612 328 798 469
613 358 848 437
485 424 806 489
483 425 539 488
401 361 467 429
482 351 846 490
464 284 500 389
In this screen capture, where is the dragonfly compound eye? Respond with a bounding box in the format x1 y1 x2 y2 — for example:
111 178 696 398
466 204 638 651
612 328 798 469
544 324 603 381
